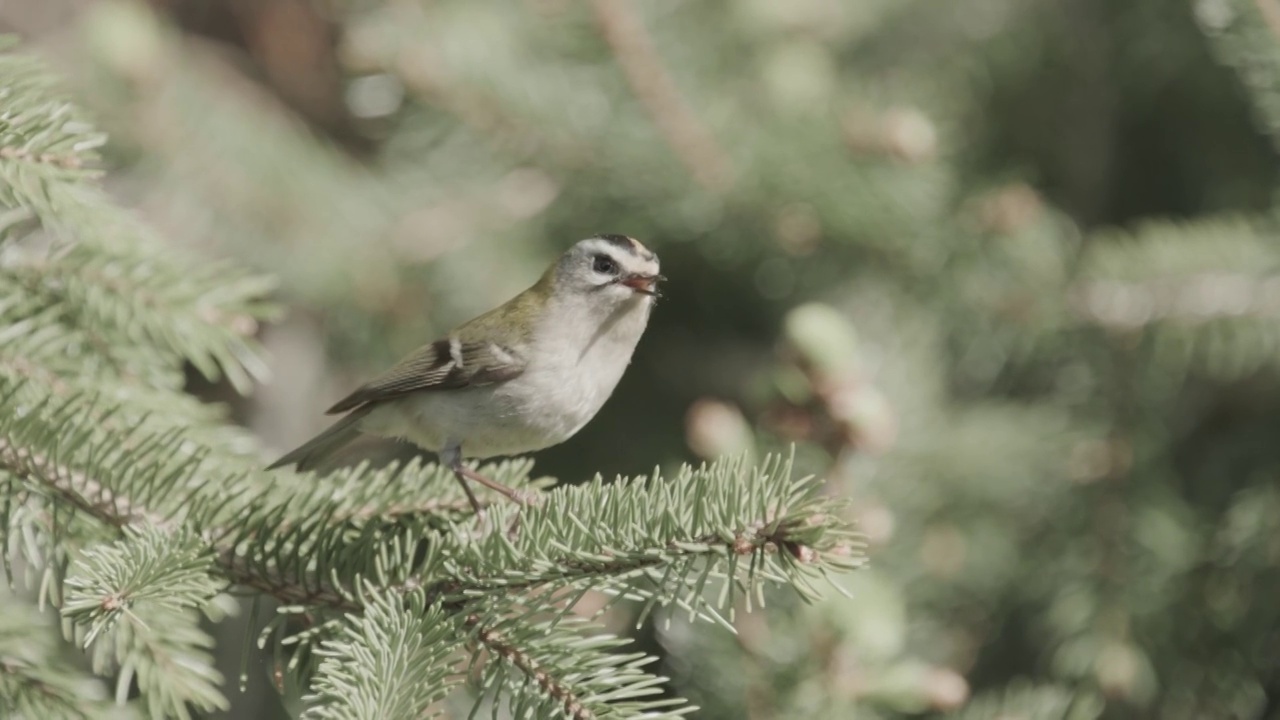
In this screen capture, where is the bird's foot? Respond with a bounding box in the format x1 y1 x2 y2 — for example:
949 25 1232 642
457 466 542 507
450 465 542 542
509 488 545 507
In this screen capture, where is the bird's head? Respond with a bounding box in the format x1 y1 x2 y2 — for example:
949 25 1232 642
549 234 664 308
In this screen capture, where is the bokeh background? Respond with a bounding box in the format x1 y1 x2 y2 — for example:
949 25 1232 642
5 0 1280 718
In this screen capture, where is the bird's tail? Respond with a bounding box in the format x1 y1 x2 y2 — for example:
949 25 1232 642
267 407 372 472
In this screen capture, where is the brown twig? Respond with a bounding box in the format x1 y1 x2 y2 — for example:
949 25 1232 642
587 0 733 192
214 547 353 609
0 145 87 171
467 614 594 720
383 29 585 168
0 439 172 530
0 356 73 397
0 435 353 607
1254 0 1280 40
0 659 93 713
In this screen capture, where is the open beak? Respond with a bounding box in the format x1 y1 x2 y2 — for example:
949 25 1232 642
620 273 665 297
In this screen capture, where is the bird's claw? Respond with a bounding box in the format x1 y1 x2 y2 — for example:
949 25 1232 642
510 489 544 507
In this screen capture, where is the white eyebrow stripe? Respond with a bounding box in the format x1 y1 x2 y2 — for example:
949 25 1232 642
585 236 657 259
584 239 624 256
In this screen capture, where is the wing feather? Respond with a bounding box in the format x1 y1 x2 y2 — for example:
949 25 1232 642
325 337 525 414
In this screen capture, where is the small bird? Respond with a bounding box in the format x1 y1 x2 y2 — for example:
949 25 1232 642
268 234 663 515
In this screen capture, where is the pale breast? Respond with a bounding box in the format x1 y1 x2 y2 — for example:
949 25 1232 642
366 296 651 459
493 302 647 450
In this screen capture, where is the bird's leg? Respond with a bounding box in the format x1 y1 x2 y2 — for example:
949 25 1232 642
456 464 542 540
456 465 542 506
441 444 486 519
451 465 486 517
441 444 541 518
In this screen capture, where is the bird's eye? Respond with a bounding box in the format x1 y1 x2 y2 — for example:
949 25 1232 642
593 254 619 275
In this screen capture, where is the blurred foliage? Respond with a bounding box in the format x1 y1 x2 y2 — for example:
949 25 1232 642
0 39 859 720
5 0 1280 717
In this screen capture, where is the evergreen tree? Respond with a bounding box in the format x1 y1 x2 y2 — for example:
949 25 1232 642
4 0 1280 718
0 42 860 719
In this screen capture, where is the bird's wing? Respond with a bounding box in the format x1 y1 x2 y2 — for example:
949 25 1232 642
325 337 526 414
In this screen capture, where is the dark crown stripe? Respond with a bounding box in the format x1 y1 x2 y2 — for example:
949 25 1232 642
595 234 635 250
593 233 656 260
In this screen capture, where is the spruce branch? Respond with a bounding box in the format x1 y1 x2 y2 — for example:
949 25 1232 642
0 51 105 208
213 452 859 622
1071 218 1280 326
1 345 861 719
302 588 462 720
210 451 860 623
945 682 1101 720
464 611 693 719
2 383 860 618
0 273 178 390
62 526 221 646
408 454 863 619
1068 217 1280 378
1197 0 1280 151
50 25 414 314
0 144 86 171
0 299 271 463
3 451 226 718
83 604 227 720
0 659 102 720
0 384 532 608
587 0 733 191
0 593 120 720
0 436 169 529
346 4 587 170
0 224 275 392
0 50 276 393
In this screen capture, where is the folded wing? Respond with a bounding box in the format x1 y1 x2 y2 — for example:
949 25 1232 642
326 337 526 414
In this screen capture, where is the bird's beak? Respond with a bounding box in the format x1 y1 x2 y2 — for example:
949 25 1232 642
621 273 664 297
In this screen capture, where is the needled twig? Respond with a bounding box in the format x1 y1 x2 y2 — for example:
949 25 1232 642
2 434 836 610
0 441 615 716
0 145 87 170
0 439 171 530
467 615 595 720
